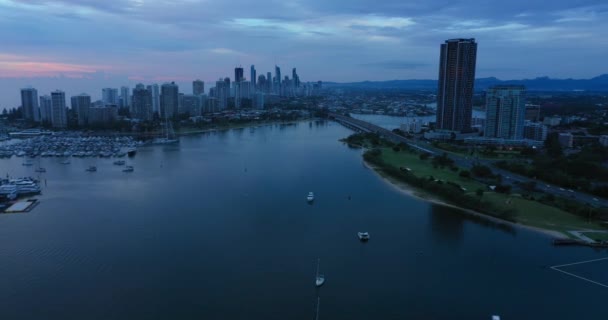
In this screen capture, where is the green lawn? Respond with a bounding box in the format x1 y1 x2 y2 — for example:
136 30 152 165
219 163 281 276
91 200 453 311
377 147 605 237
581 232 608 242
380 148 485 193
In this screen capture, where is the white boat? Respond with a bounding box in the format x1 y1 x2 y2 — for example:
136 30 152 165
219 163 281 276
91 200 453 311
357 232 370 241
86 166 97 172
113 160 126 166
492 316 501 320
315 258 325 287
22 160 33 166
0 185 18 200
122 165 134 172
307 192 314 202
60 160 71 165
35 167 46 173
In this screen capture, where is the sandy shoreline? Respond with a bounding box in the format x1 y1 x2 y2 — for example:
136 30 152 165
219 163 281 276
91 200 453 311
362 160 567 239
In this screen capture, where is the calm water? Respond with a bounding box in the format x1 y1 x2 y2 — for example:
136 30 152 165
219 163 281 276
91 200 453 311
351 110 486 130
0 122 606 319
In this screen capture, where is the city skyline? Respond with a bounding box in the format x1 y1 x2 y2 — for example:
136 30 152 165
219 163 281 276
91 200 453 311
1 0 607 108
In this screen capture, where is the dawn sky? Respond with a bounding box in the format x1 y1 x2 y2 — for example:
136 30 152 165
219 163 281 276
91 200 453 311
1 0 607 108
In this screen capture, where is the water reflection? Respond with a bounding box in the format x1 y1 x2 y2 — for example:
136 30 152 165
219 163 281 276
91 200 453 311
429 204 516 244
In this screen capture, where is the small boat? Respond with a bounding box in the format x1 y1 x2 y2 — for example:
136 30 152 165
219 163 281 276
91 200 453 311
122 165 134 172
35 167 46 173
60 159 71 165
85 166 97 172
307 192 314 202
315 258 325 287
127 148 137 157
113 160 126 166
357 232 370 241
22 160 33 166
492 316 501 320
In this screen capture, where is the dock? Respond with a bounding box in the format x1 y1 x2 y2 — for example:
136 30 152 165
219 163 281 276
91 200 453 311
553 238 608 248
3 199 39 213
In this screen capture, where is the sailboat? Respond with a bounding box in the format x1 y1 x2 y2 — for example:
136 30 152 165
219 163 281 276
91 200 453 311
151 111 179 144
315 258 325 287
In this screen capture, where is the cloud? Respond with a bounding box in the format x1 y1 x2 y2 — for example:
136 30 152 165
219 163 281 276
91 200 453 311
360 60 429 69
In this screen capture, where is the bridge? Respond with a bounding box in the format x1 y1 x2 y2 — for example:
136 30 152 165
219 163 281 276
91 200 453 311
329 113 436 155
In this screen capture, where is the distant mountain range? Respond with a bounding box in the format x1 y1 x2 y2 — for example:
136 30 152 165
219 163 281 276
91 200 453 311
324 74 608 92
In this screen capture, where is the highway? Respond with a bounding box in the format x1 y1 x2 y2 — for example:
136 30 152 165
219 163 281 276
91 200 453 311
329 113 607 208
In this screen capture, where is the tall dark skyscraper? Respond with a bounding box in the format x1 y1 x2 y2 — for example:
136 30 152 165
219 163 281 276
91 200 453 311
132 84 153 121
250 65 256 90
20 87 39 122
193 79 205 95
292 68 299 88
436 38 477 132
235 67 244 83
274 66 281 94
160 82 179 119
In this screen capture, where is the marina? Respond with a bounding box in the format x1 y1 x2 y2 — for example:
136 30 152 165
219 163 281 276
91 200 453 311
0 134 141 159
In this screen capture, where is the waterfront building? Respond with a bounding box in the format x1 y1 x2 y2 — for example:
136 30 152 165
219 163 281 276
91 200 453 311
50 90 67 128
160 82 179 119
20 88 39 122
436 38 477 132
558 133 573 148
254 93 265 109
132 84 153 121
193 80 205 96
120 86 130 110
39 95 52 123
484 85 526 140
292 68 300 88
89 106 118 125
71 94 91 126
148 84 160 114
180 94 202 116
102 88 119 105
215 78 230 110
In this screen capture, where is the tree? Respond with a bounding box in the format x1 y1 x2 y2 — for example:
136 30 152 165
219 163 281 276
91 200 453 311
459 170 471 178
471 165 493 178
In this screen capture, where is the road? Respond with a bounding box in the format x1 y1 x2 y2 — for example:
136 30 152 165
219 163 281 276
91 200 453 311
329 113 607 208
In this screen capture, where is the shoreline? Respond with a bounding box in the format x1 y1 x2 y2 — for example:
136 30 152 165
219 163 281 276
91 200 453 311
362 159 568 240
176 118 315 136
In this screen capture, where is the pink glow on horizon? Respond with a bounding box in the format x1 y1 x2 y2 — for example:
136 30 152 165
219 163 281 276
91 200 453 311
0 54 112 78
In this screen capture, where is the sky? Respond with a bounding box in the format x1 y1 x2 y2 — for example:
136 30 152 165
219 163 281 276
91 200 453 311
1 0 608 108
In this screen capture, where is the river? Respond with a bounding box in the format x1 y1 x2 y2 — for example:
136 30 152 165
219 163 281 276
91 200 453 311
0 121 605 319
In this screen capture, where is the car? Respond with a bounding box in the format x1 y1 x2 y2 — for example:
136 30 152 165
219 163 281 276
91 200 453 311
568 189 574 193
546 184 550 188
559 188 565 191
593 198 599 202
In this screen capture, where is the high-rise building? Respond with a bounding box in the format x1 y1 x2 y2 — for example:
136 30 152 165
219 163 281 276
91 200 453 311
436 38 477 132
39 95 52 123
120 86 130 110
215 78 230 110
523 121 548 141
250 65 256 91
267 72 272 93
132 84 153 121
20 88 39 122
148 84 160 114
484 85 526 140
274 66 281 94
160 82 179 119
193 80 205 95
525 104 541 122
292 68 300 88
71 93 91 127
102 88 119 105
180 94 202 116
50 90 67 128
235 67 244 83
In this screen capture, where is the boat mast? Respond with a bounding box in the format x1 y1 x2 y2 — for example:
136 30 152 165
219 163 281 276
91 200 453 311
314 296 320 320
316 258 320 278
